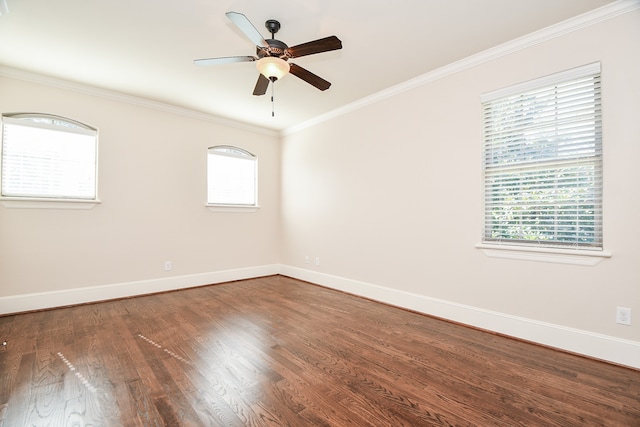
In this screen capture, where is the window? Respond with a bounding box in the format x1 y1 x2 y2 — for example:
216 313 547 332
207 145 257 207
1 113 98 201
481 63 602 250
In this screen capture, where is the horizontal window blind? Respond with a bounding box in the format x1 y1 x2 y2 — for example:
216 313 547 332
482 64 602 249
207 146 257 206
1 115 97 200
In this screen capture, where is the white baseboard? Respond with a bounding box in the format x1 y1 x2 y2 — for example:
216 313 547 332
0 264 279 315
279 265 640 370
3 264 638 369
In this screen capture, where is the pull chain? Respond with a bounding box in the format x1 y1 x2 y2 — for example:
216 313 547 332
271 81 275 117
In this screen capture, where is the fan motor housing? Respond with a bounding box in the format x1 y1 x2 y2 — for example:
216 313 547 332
257 39 289 58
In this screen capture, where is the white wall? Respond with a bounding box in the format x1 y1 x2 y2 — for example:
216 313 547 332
280 10 640 366
1 7 638 368
0 76 281 307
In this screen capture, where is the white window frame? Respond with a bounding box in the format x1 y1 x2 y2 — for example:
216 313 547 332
477 63 610 265
206 145 258 212
0 113 100 209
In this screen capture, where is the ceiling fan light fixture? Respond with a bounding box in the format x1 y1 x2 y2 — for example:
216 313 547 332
256 57 290 80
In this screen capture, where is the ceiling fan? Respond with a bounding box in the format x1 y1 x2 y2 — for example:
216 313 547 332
194 12 342 96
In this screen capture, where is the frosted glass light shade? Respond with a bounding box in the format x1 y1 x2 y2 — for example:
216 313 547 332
256 57 290 80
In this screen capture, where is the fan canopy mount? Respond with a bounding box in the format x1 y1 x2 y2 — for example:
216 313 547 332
265 19 281 36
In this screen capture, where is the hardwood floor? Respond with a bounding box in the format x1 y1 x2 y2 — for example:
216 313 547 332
0 275 638 426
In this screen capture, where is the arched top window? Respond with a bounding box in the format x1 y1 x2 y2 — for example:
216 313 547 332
207 145 257 207
210 145 254 158
1 113 98 201
5 113 97 132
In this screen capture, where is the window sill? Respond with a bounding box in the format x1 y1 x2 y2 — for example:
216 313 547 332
206 204 260 213
475 243 611 266
0 197 101 210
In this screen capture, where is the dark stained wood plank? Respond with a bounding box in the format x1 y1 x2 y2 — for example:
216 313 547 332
0 403 7 426
126 378 165 426
0 275 639 426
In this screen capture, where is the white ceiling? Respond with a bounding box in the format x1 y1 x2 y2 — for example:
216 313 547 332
0 0 618 131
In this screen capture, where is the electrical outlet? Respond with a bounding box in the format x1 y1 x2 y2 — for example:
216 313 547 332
305 256 310 264
164 261 172 271
315 257 320 266
616 307 631 325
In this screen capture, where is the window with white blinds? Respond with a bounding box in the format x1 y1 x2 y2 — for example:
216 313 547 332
481 63 602 250
1 114 98 200
207 145 257 206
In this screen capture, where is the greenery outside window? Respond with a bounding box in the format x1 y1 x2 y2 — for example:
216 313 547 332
481 63 602 251
1 113 98 206
207 145 257 208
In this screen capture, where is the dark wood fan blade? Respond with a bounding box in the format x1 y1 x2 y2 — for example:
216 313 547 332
289 63 331 91
226 11 269 48
285 36 342 58
253 74 270 96
194 56 256 66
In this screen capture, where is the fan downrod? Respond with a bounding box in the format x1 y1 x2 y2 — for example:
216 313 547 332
265 19 281 38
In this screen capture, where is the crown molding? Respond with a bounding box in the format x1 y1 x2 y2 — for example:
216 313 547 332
283 0 640 136
1 1 637 138
0 66 279 138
